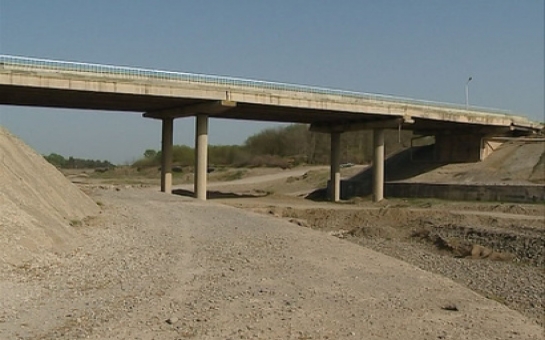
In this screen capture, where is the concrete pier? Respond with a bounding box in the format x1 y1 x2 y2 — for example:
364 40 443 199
373 129 384 202
194 115 209 200
330 132 341 202
160 118 173 193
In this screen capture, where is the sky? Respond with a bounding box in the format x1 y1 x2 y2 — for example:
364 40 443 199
0 1 543 164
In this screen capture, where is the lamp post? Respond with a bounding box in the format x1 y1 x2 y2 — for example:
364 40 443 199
465 76 472 109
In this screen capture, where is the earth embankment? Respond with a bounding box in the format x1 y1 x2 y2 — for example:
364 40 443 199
0 126 99 266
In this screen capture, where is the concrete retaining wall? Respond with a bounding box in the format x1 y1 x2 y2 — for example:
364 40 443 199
340 180 545 203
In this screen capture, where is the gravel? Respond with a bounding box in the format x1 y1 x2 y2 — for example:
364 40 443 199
269 205 544 326
348 237 545 326
0 188 542 339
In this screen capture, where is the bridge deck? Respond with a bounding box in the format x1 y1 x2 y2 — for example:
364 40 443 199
0 55 540 133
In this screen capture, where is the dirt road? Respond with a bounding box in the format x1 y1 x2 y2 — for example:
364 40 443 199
1 188 542 339
175 166 330 191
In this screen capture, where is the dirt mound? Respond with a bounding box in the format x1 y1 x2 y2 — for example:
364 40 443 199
0 126 99 266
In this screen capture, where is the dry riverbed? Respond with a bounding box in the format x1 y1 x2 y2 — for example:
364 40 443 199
1 187 543 339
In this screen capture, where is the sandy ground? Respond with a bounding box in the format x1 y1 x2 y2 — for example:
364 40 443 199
1 187 543 339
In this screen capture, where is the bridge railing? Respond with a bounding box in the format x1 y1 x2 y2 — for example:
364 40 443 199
0 54 514 116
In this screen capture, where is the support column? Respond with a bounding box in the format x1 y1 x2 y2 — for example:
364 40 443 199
373 129 385 202
330 132 341 202
160 118 173 193
194 114 209 200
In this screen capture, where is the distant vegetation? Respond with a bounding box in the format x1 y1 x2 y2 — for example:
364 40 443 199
43 153 114 169
43 124 414 171
133 124 414 169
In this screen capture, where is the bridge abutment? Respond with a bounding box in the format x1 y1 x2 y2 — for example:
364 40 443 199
434 133 484 162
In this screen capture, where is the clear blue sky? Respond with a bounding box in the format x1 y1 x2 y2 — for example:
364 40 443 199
0 1 543 164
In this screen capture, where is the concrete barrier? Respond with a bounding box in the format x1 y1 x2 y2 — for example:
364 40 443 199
340 180 545 203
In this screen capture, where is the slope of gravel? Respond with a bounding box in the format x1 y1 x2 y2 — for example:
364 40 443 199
0 188 542 339
263 205 544 326
347 237 545 326
0 126 99 266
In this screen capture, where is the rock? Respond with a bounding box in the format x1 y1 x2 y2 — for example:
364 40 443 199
470 245 494 259
441 304 459 311
166 317 178 325
288 218 310 228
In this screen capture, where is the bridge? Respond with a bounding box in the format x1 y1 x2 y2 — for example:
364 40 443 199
0 55 541 201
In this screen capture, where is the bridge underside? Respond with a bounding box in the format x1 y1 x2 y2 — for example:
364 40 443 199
0 84 523 133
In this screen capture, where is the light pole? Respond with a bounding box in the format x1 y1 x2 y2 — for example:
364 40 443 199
465 76 472 109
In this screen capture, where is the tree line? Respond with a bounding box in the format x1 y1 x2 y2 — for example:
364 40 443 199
43 124 414 169
44 153 115 169
133 124 414 169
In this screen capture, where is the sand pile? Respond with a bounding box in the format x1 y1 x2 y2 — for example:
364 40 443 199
0 126 99 266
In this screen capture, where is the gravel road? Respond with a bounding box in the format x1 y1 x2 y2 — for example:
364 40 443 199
1 188 542 339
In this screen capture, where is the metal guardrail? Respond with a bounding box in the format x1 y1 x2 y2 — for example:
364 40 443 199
0 54 515 116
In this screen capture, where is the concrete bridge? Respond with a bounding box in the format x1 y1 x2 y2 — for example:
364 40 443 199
0 55 541 201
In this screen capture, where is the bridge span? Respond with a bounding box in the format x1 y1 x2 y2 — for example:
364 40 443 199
0 55 541 201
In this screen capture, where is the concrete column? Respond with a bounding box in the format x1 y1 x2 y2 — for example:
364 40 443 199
160 118 174 193
373 129 385 202
194 114 209 200
330 132 341 202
